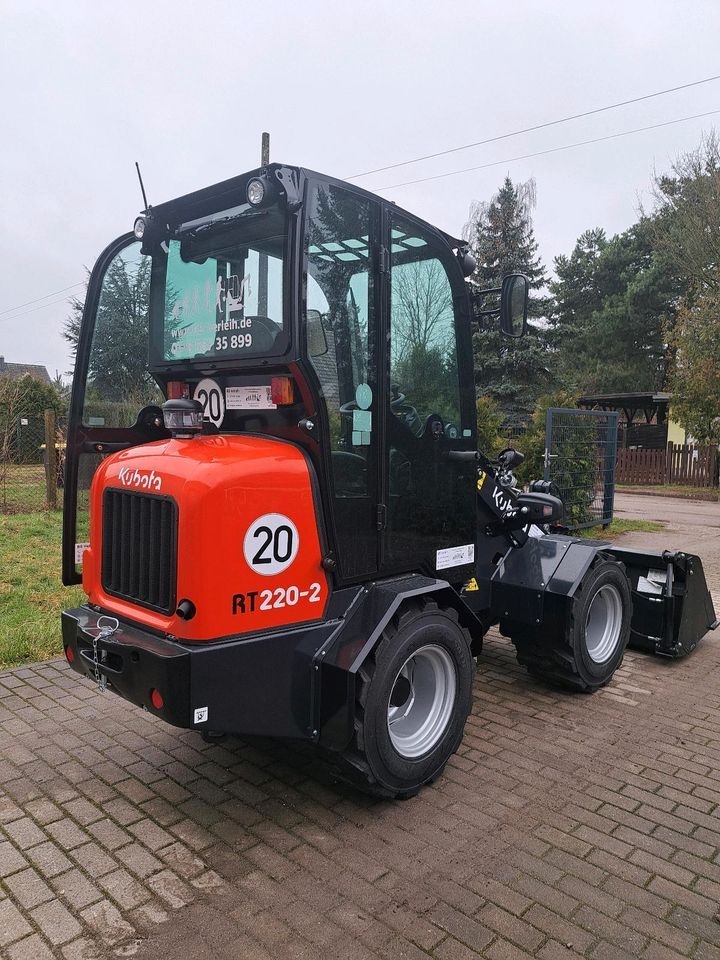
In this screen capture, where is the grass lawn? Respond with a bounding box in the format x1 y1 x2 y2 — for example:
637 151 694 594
0 511 83 669
0 463 57 514
579 518 665 540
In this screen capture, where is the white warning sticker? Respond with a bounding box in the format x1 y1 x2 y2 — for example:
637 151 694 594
226 385 277 410
75 542 90 564
436 543 475 570
193 707 209 724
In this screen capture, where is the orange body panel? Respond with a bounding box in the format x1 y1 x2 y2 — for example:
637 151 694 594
83 435 330 640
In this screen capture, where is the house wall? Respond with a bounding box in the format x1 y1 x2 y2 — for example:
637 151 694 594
667 419 687 445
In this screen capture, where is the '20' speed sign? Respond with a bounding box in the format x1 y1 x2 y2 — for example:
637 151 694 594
193 378 225 427
243 514 299 576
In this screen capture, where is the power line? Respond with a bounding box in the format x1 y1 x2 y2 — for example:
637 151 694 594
0 291 81 326
348 74 720 180
0 282 84 320
372 108 720 191
6 78 720 321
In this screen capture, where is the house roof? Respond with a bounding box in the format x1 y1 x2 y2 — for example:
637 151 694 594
0 356 52 385
578 392 671 406
578 391 672 424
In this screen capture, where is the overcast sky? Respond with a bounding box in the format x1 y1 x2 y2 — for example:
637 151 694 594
3 0 720 378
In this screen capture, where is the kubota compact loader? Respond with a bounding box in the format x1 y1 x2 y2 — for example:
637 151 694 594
61 163 718 798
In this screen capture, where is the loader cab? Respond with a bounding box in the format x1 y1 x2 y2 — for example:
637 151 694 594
63 165 477 589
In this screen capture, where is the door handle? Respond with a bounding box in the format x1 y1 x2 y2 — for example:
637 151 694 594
81 441 133 454
445 450 480 463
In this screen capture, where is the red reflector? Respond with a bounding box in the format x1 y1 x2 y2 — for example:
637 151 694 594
271 376 294 406
167 380 188 400
65 645 75 664
150 688 164 710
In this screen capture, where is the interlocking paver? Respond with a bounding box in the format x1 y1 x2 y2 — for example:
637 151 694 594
0 840 29 877
146 869 193 909
3 866 55 909
79 899 135 946
31 897 83 945
0 897 33 947
97 867 150 910
1 493 719 959
7 932 56 960
4 815 47 849
24 840 73 878
50 868 104 909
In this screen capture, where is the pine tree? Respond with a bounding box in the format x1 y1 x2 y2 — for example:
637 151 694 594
463 176 553 423
550 221 682 393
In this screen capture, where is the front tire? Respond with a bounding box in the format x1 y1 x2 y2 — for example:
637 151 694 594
340 599 474 799
512 556 632 692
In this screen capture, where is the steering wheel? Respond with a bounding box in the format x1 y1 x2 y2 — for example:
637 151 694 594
243 315 281 351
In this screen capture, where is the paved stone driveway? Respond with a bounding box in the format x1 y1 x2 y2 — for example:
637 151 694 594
1 493 719 960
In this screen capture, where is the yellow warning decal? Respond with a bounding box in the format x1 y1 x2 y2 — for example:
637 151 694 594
463 578 479 592
476 471 487 492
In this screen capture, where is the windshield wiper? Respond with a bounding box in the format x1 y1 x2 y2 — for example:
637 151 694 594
175 208 270 240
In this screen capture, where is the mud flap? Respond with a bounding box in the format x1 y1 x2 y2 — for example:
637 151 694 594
607 548 718 658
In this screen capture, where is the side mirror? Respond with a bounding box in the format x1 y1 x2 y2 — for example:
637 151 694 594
307 309 329 357
457 249 476 278
500 274 529 338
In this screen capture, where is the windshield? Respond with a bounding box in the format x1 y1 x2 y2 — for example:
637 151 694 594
149 206 288 364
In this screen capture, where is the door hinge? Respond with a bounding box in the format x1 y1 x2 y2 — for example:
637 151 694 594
376 503 387 530
379 246 390 274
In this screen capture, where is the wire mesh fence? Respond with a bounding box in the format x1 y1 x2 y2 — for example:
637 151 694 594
0 408 66 514
544 407 618 530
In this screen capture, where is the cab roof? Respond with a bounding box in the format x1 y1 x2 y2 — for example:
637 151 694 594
147 162 465 251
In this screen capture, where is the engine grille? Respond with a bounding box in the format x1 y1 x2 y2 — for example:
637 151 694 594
101 489 178 614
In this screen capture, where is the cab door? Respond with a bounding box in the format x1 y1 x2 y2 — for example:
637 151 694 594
62 236 166 584
381 212 477 577
303 181 381 581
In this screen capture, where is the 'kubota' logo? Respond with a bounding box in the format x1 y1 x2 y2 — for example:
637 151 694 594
117 467 162 492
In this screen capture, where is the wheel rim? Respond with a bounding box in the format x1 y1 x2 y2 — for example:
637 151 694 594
584 583 624 664
387 644 457 758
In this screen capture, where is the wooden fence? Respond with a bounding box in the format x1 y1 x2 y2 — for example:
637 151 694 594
616 442 719 487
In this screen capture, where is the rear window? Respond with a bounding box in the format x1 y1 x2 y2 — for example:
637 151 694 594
149 207 288 364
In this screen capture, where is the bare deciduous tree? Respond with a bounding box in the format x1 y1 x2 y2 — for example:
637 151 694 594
648 131 720 292
391 258 453 363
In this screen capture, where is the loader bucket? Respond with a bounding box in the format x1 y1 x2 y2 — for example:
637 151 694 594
608 547 718 658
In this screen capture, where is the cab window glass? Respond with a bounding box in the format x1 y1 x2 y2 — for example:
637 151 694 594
305 184 375 498
161 239 284 361
82 242 161 428
389 219 461 438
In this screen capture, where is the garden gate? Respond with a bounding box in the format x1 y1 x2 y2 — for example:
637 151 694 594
544 407 619 530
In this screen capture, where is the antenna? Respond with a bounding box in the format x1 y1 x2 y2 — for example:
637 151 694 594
135 161 150 211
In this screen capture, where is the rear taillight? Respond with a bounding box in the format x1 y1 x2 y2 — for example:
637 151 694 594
271 376 294 406
65 645 75 664
167 380 188 400
150 688 164 710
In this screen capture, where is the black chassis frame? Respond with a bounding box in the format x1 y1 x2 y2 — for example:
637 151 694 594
63 574 484 750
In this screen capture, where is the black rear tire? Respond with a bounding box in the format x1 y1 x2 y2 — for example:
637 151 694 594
338 599 474 799
512 556 632 692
